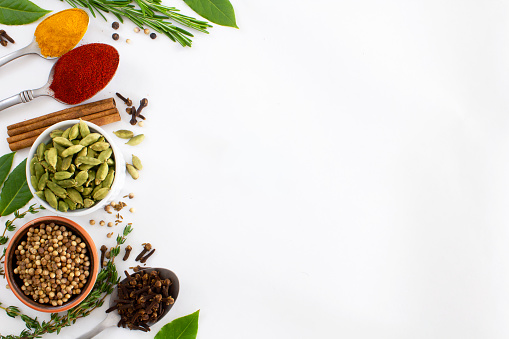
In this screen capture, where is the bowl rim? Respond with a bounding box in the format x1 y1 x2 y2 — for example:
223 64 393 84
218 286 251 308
26 120 125 216
4 215 99 313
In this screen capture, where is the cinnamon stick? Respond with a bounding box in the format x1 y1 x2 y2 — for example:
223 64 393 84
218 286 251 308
8 112 121 152
7 98 116 137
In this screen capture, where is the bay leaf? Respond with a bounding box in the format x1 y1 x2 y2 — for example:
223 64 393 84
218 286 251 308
0 159 33 216
154 310 200 339
0 0 50 25
183 0 238 28
0 152 14 188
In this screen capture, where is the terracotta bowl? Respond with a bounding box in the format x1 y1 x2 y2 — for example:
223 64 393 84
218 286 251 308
4 216 99 313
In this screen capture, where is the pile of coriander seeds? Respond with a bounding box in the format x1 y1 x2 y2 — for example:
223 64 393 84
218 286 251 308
13 223 91 306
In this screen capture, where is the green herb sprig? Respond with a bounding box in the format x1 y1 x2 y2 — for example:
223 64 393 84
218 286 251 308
60 0 212 47
0 224 133 339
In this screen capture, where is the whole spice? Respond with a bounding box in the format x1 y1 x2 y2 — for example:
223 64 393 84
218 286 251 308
112 21 120 29
150 33 157 39
106 269 174 331
0 30 15 44
140 249 155 264
116 93 132 106
50 43 119 105
0 35 7 47
34 9 89 58
123 245 132 261
135 243 152 262
113 130 134 139
13 223 91 306
132 155 143 170
126 164 139 180
100 245 108 269
126 134 145 146
112 33 120 41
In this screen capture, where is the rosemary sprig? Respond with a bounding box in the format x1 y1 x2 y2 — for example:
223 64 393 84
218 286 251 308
0 204 45 277
0 224 133 339
60 0 212 47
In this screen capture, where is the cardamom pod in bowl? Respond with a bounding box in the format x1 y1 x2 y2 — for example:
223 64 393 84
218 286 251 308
26 120 126 216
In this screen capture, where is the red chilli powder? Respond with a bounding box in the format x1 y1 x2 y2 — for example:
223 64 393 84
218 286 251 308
50 43 119 105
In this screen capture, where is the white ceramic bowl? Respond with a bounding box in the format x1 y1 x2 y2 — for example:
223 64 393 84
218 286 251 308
26 120 126 216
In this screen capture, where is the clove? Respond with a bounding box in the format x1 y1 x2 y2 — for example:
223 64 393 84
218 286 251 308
116 92 132 106
135 243 152 261
0 30 14 44
0 35 6 47
129 106 138 125
140 249 155 264
100 245 108 269
123 245 133 261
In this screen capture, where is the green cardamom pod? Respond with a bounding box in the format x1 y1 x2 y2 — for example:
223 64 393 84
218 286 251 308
61 127 71 139
78 164 94 172
37 172 48 191
83 199 95 208
47 182 67 199
89 142 110 152
36 143 46 161
52 137 74 147
69 123 80 140
35 191 45 201
113 130 134 139
50 129 64 139
46 148 58 169
76 156 102 166
55 157 63 172
75 171 88 186
68 164 76 174
95 163 108 184
30 175 38 190
34 163 45 179
91 182 104 196
98 148 113 163
79 120 90 138
79 133 101 146
132 155 143 170
61 156 72 171
126 134 145 146
67 188 83 205
72 140 80 145
82 187 93 196
54 171 73 180
77 146 88 159
44 189 58 209
87 148 97 159
58 200 69 213
86 170 96 187
30 157 37 175
126 164 139 180
53 143 65 157
40 161 55 173
75 185 84 193
61 145 85 158
56 179 78 188
103 169 115 188
64 198 76 210
106 158 115 166
93 187 110 201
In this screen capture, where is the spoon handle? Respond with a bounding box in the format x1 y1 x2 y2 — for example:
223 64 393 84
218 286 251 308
76 312 120 339
0 90 34 112
0 42 38 68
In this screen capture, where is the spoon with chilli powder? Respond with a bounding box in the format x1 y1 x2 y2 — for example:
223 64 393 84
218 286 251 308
0 44 119 111
0 9 89 68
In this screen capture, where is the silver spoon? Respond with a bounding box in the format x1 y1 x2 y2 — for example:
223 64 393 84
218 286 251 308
0 63 65 111
77 268 180 339
0 38 56 68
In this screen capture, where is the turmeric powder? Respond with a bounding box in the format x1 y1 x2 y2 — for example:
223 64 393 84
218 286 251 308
35 9 89 58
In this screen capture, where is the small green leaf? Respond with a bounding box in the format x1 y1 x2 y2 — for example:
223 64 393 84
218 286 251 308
155 310 200 339
0 159 33 216
183 0 237 28
0 0 50 25
0 152 14 188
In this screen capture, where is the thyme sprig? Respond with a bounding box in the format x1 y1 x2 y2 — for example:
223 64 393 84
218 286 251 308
0 224 133 339
60 0 212 47
0 204 45 277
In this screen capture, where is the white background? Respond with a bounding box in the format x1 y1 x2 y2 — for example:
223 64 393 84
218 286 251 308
0 0 508 338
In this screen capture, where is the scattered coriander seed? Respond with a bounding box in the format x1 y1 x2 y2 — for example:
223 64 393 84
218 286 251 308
138 121 144 127
112 22 120 30
134 27 140 33
100 220 105 226
108 222 114 227
129 208 135 213
150 33 157 39
110 202 116 207
144 28 150 34
89 220 96 225
112 33 119 41
126 39 132 44
105 205 112 213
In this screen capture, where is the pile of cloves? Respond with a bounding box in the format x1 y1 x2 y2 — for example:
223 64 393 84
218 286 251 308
0 30 14 47
116 93 148 126
106 269 174 331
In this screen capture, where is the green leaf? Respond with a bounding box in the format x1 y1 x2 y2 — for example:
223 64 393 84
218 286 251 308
0 159 33 216
183 0 237 28
155 310 200 339
0 0 50 25
0 152 14 188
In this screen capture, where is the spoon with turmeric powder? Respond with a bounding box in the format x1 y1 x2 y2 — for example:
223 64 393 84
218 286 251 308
0 9 89 68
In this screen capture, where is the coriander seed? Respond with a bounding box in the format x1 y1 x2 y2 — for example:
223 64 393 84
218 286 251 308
138 121 144 127
126 39 132 44
144 28 150 34
134 27 140 33
129 208 135 213
107 222 114 227
100 220 105 226
90 220 95 225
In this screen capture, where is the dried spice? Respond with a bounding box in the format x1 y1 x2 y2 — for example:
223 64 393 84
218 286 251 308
106 270 175 331
50 44 119 105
